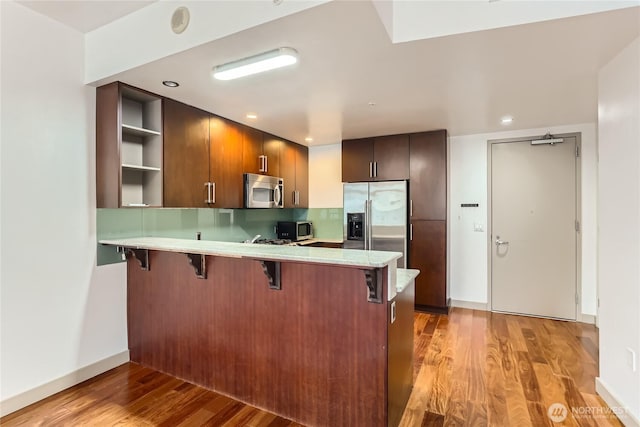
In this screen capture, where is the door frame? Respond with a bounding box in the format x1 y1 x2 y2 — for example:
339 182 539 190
486 132 583 321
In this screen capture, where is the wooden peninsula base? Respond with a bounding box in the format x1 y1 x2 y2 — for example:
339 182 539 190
103 238 416 427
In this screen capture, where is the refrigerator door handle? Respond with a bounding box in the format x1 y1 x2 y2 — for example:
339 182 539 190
367 199 373 250
364 200 369 250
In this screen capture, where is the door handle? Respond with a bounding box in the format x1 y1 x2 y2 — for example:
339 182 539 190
495 236 509 246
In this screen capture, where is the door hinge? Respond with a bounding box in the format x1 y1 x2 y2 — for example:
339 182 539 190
575 220 580 232
576 145 580 157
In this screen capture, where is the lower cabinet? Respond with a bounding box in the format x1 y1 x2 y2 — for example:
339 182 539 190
410 220 447 309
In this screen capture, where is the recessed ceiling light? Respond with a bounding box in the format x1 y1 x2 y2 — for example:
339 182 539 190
162 80 179 88
305 137 313 142
368 101 376 107
501 116 513 125
212 48 298 81
246 113 258 119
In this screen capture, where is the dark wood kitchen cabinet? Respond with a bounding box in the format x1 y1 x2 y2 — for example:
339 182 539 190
164 101 245 208
341 135 409 182
96 82 163 208
410 220 447 309
410 130 447 220
243 129 280 177
409 130 448 310
209 115 244 208
280 141 308 207
163 99 210 208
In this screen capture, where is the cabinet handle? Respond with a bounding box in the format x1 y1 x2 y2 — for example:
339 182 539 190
410 199 413 217
295 190 300 206
265 155 268 173
259 155 265 173
373 161 378 178
369 162 373 178
211 182 216 204
410 223 413 241
204 182 211 204
292 191 296 206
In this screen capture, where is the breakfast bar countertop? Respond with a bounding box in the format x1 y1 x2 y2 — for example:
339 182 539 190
99 236 401 269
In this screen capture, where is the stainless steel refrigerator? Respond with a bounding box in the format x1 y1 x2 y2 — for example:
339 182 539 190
343 181 408 268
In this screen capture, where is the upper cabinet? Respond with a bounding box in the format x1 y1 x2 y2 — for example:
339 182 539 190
97 82 307 210
409 130 447 221
280 141 309 208
244 130 281 177
97 82 163 208
341 135 409 182
163 99 210 208
209 115 244 208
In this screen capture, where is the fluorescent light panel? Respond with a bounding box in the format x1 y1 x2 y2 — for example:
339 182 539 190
213 47 298 81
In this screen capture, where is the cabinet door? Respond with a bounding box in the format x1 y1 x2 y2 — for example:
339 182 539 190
262 134 281 177
342 138 374 182
163 99 210 207
209 116 244 208
410 220 446 308
280 141 297 207
373 134 409 180
295 144 309 207
242 126 263 174
280 141 309 208
410 130 447 220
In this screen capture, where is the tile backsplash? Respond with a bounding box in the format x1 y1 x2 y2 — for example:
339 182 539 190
97 207 343 265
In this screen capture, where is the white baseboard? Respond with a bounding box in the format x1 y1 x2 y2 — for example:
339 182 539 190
449 299 489 311
596 377 640 427
579 314 597 325
0 350 130 417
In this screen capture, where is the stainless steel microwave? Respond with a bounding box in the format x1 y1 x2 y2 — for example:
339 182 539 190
276 221 313 241
244 173 284 208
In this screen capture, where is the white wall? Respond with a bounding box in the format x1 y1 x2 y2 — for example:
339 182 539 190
596 36 640 424
449 123 598 318
308 144 343 208
0 1 128 414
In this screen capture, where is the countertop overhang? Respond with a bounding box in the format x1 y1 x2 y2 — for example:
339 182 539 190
99 237 401 269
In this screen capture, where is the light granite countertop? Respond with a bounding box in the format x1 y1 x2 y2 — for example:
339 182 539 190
396 269 419 293
99 237 401 269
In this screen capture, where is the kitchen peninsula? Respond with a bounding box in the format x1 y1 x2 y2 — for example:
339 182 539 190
99 237 417 427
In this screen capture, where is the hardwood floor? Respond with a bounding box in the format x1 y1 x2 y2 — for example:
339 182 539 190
1 309 620 426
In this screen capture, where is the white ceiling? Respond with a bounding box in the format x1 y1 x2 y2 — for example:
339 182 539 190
18 1 640 146
18 0 156 33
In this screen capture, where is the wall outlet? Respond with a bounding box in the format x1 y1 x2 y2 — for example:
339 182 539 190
473 223 484 232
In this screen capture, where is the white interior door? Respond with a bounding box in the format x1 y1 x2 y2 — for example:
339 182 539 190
491 136 577 320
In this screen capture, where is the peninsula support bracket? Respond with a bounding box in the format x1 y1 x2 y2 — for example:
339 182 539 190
119 247 149 271
363 269 383 304
186 253 206 279
259 261 281 290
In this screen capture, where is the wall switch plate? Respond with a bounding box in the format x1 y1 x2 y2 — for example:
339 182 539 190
473 223 484 232
627 348 637 372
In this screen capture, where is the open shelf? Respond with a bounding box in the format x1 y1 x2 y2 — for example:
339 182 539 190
122 124 161 137
122 163 162 172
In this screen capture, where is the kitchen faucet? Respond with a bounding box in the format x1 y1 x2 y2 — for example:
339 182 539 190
244 234 262 243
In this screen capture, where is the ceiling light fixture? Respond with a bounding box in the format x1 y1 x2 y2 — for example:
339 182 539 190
212 48 298 81
246 113 258 119
162 80 180 88
305 137 313 143
500 116 513 125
